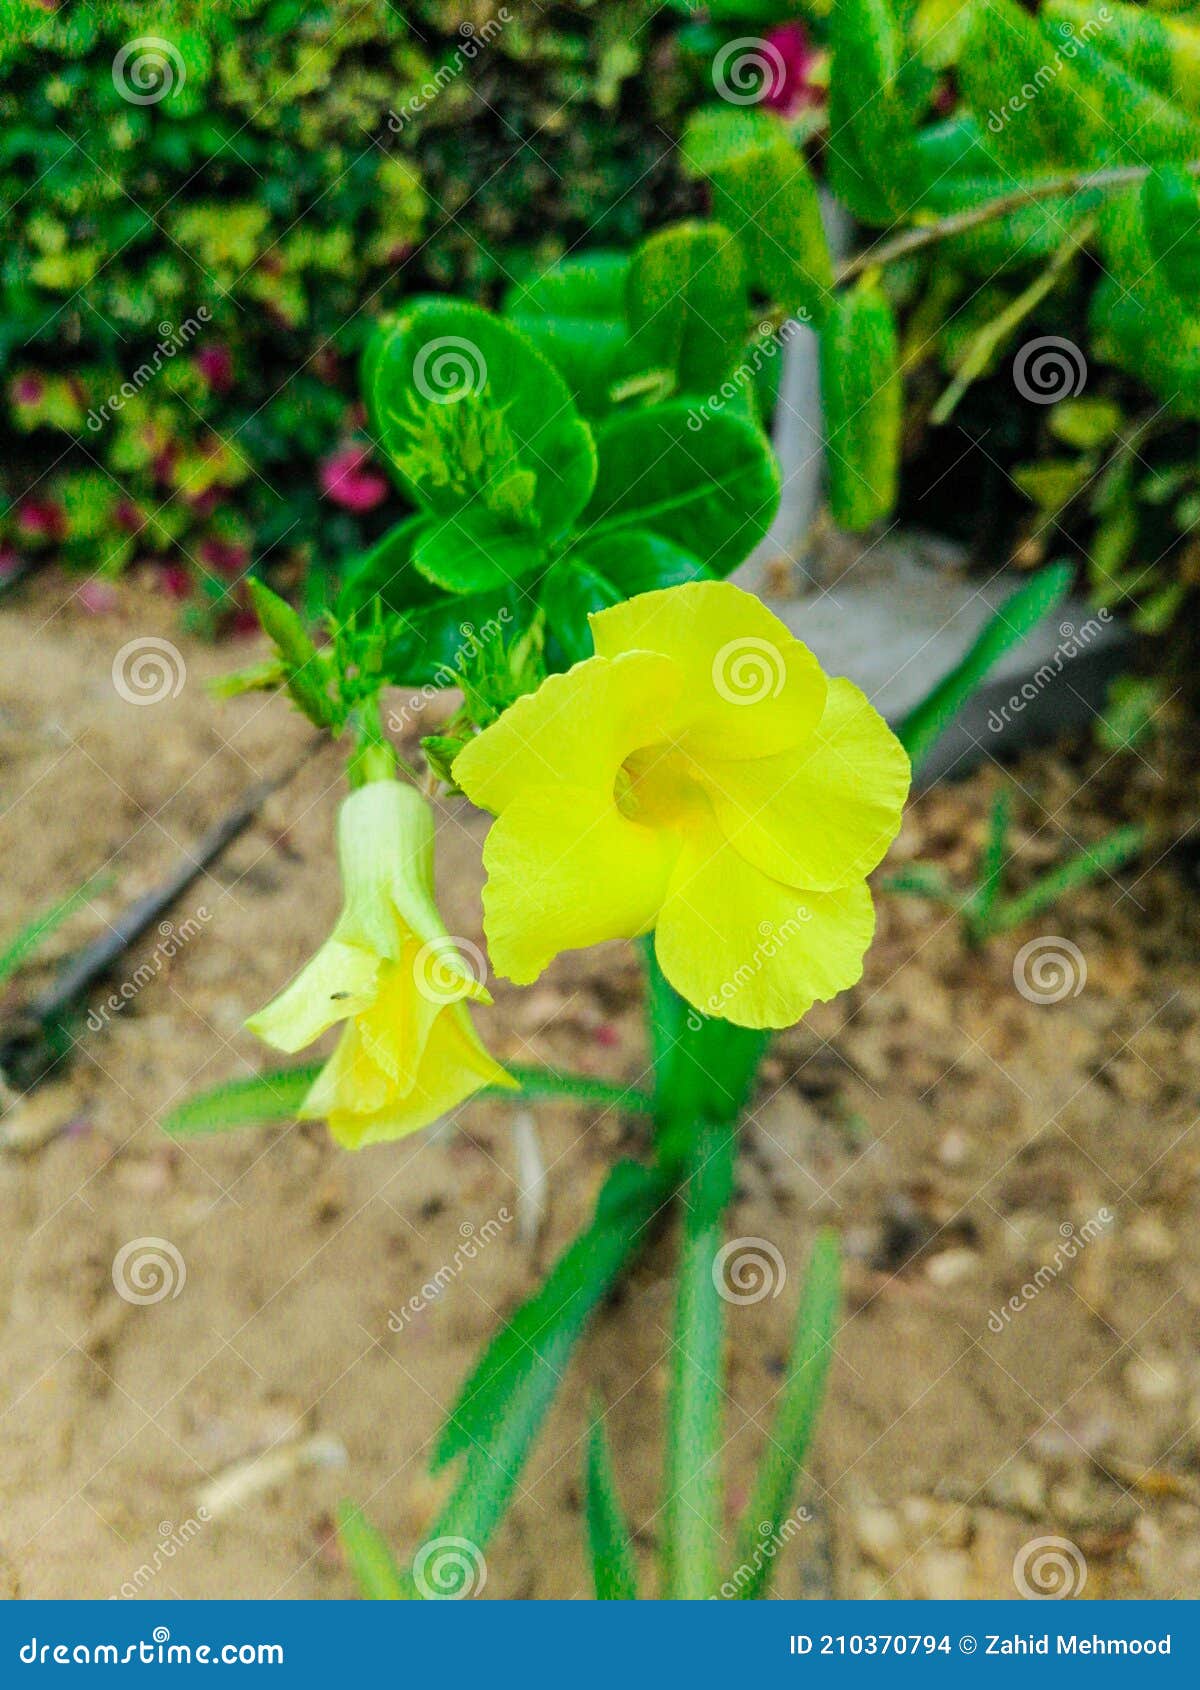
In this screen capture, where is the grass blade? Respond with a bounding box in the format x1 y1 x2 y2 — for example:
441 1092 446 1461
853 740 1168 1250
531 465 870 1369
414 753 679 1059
421 1158 671 1585
161 1064 323 1136
722 1229 840 1601
897 561 1073 777
662 1117 735 1600
0 877 106 992
337 1503 410 1599
585 1413 639 1599
991 822 1146 934
965 787 1012 940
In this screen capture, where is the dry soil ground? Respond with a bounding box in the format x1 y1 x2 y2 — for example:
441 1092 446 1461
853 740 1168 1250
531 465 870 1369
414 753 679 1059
1 574 1198 1600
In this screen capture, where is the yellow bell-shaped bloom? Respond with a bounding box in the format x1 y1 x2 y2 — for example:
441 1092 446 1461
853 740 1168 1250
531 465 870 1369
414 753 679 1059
247 780 514 1148
454 581 910 1030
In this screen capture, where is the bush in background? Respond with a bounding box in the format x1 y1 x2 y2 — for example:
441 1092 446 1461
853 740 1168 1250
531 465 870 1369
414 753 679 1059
0 0 697 626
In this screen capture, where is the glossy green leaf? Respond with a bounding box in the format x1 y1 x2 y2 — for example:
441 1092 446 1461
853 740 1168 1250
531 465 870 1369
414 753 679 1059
540 557 620 666
580 403 780 577
371 298 597 542
337 516 438 619
503 252 630 416
829 0 929 224
571 529 711 596
410 510 548 595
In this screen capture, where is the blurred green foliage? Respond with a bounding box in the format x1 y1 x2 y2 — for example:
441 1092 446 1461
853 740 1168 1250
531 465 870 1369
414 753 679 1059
0 0 698 625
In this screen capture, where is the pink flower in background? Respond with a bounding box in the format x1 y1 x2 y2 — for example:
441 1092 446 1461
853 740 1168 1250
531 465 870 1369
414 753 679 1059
195 343 235 393
159 564 192 600
12 372 45 407
319 444 388 512
199 537 250 578
16 499 64 541
760 22 821 117
76 580 119 616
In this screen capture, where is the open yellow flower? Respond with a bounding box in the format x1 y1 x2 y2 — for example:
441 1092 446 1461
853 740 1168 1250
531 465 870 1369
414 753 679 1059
454 581 910 1029
247 780 514 1148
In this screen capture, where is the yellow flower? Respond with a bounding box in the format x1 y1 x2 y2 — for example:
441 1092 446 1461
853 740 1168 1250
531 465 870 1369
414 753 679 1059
247 780 514 1148
454 581 910 1029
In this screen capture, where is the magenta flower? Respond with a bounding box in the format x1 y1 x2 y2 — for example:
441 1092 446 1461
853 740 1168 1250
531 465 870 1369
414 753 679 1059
12 373 45 407
16 499 64 541
761 22 821 118
195 344 235 393
319 444 388 512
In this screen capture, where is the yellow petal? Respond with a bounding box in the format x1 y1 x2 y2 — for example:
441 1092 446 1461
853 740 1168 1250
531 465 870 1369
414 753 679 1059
245 939 378 1053
654 822 875 1029
589 581 827 759
453 650 682 813
480 784 677 984
697 677 911 891
336 780 442 958
321 1004 516 1150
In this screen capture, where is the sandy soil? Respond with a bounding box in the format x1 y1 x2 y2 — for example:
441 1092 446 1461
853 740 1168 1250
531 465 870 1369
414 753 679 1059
1 573 1198 1601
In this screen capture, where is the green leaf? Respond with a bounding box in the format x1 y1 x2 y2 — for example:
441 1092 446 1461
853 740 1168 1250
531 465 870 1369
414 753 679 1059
829 0 928 224
540 558 620 666
991 824 1146 934
424 1160 671 1565
964 787 1012 941
503 252 629 416
585 1415 639 1600
662 1117 734 1600
820 277 902 531
1143 167 1200 306
1043 0 1200 115
381 586 530 689
722 1230 840 1600
896 561 1074 776
162 1064 323 1136
625 221 748 395
681 109 832 323
336 1504 409 1600
162 1062 653 1139
571 530 712 597
0 877 105 992
410 511 548 595
337 516 438 619
371 298 597 542
581 403 780 577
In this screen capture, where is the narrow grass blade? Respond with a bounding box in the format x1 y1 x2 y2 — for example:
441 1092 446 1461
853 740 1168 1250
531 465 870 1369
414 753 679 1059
723 1229 840 1601
662 1117 735 1600
965 786 1013 940
336 1503 410 1599
585 1413 639 1599
897 561 1073 777
991 822 1146 934
424 1159 671 1576
0 877 106 991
